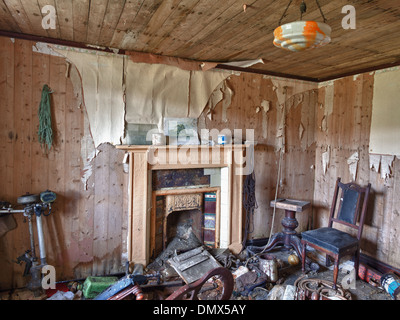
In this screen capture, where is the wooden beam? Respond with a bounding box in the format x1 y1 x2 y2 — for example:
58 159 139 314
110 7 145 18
317 60 400 82
215 64 319 83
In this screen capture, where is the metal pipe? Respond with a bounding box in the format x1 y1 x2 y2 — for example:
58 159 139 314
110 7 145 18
35 214 47 265
27 216 37 261
0 209 25 214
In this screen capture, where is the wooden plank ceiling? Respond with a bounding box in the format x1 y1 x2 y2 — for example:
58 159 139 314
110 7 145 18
0 0 400 82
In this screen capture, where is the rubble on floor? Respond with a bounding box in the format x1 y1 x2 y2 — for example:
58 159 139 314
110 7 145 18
1 241 397 301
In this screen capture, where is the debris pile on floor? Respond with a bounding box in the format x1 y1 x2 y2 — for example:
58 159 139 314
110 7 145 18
2 239 398 300
46 245 354 300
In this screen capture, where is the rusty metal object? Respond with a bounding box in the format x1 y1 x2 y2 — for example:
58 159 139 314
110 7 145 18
317 287 350 300
166 267 234 300
258 254 278 282
167 246 221 284
288 254 300 266
294 275 352 300
108 284 144 300
95 266 161 300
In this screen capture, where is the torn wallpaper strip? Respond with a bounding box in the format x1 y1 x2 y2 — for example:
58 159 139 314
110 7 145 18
260 100 270 140
380 155 395 180
125 60 231 132
347 151 359 181
370 68 400 156
219 58 265 68
369 154 381 173
221 82 234 123
54 48 126 148
322 146 331 175
54 46 231 146
369 154 397 180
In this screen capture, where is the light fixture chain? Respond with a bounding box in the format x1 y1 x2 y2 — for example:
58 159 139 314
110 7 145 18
278 0 293 26
300 1 307 20
315 0 327 23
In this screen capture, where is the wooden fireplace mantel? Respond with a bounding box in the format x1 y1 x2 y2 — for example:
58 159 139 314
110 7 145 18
116 144 248 265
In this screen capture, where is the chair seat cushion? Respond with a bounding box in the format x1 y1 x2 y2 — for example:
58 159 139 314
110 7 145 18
301 227 359 254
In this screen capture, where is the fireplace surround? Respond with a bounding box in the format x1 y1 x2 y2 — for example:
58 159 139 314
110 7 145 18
116 144 249 265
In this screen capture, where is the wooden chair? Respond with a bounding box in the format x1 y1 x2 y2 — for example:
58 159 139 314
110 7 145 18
301 178 371 289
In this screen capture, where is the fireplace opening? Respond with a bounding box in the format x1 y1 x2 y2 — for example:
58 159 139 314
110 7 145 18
153 192 218 260
147 219 203 274
166 209 203 248
147 190 222 280
148 166 232 271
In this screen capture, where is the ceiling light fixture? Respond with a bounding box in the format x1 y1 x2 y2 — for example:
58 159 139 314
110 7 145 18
273 0 331 52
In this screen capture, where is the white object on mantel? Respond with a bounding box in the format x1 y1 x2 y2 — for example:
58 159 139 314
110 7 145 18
273 21 331 52
152 132 166 146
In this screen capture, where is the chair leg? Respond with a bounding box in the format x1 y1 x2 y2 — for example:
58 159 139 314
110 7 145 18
326 254 333 267
301 242 306 274
354 249 360 280
333 258 340 290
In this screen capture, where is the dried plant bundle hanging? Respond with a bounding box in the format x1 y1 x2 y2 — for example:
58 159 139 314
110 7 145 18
38 84 54 151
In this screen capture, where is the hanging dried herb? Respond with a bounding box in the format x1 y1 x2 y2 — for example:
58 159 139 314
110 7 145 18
38 84 53 151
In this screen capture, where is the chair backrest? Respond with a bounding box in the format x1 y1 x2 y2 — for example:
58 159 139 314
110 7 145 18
328 178 371 240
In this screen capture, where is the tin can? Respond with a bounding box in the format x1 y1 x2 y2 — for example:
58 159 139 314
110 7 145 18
381 273 400 300
152 133 166 146
218 134 227 145
259 254 278 282
232 266 249 279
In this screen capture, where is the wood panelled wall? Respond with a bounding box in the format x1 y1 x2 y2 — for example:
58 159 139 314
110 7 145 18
0 37 128 290
206 71 400 269
315 74 400 269
202 73 318 240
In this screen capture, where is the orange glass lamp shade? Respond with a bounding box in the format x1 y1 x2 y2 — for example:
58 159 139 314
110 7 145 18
273 21 331 52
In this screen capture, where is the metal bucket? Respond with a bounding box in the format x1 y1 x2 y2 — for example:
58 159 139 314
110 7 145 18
259 254 278 282
381 273 400 300
218 134 227 145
